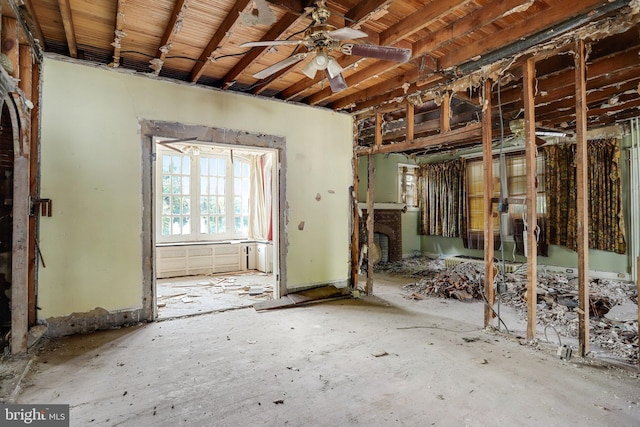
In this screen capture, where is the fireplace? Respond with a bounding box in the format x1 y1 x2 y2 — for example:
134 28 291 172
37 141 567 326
360 203 404 263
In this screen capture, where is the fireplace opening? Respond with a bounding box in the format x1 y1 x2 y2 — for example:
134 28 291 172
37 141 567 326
374 232 390 263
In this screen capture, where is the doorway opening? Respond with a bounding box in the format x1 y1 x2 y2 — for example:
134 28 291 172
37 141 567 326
153 140 279 318
139 121 287 322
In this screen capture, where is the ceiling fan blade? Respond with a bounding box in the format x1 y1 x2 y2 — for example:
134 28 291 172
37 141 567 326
326 27 367 41
240 40 302 48
326 71 347 93
253 53 308 79
341 43 411 62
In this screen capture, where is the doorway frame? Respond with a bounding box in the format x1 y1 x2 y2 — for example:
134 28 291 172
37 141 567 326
139 120 287 321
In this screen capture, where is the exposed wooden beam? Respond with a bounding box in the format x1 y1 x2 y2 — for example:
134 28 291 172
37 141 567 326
440 0 607 70
109 0 127 67
151 0 191 75
574 39 590 357
57 0 77 58
21 0 46 49
523 57 537 341
413 0 529 59
306 60 404 105
356 122 482 156
190 0 252 83
221 12 300 88
381 0 473 46
482 78 495 328
266 0 306 14
330 67 422 110
28 59 40 327
345 0 393 25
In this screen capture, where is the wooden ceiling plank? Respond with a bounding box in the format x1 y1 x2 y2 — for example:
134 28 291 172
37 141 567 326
265 0 306 14
221 12 301 88
412 0 527 58
57 0 77 58
190 0 253 83
439 0 609 70
151 0 192 75
381 0 474 46
21 0 46 49
109 0 127 68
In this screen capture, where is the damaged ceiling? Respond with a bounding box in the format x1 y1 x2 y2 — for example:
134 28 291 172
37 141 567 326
16 0 640 148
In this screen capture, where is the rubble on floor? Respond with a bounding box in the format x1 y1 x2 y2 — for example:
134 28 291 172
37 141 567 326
376 257 639 364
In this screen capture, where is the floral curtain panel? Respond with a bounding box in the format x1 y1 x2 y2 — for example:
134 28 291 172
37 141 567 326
543 138 626 254
417 159 465 237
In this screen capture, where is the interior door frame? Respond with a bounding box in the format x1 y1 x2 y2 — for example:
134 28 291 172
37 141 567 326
139 120 287 321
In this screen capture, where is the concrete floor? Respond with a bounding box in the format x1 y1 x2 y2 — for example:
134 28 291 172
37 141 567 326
14 274 640 426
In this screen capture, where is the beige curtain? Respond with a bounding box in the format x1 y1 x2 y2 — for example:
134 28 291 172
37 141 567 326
248 154 272 240
417 159 465 237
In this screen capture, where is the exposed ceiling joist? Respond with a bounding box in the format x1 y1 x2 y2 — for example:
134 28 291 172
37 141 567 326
109 0 127 68
57 0 77 58
150 0 191 75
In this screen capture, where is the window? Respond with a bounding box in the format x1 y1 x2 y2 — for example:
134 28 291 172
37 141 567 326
157 145 251 243
398 164 418 208
466 153 546 234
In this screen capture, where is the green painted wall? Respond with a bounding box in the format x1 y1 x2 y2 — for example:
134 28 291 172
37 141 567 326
38 57 353 319
359 143 631 277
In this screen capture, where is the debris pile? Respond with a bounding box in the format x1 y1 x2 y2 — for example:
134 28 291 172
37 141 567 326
403 262 485 301
382 257 638 364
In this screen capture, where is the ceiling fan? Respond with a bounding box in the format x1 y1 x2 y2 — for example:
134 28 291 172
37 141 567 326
239 0 411 92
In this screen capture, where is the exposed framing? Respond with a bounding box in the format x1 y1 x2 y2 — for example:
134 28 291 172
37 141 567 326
139 120 287 321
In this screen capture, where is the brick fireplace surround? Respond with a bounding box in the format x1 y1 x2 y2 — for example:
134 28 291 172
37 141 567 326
361 204 404 262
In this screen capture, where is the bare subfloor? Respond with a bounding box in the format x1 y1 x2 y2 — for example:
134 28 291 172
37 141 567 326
15 274 640 426
157 271 274 319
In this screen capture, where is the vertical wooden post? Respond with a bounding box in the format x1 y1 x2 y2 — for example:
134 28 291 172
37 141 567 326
11 154 30 354
523 57 538 340
482 79 495 327
575 39 590 356
351 152 360 290
366 154 375 295
375 112 383 148
19 45 37 326
440 92 451 133
406 103 414 142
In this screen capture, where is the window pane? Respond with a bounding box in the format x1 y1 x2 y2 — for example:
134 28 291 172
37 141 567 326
172 197 181 215
218 179 225 195
162 217 170 236
200 196 208 214
172 156 181 174
200 158 208 175
218 197 225 214
218 216 225 232
200 177 208 194
182 216 190 235
172 176 181 194
182 156 190 175
162 155 170 173
235 178 241 196
210 158 217 175
172 217 181 235
182 197 190 215
182 177 190 194
162 196 171 215
218 159 225 175
162 175 171 195
209 217 216 234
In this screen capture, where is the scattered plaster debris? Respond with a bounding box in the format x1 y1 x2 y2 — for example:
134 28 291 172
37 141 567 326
240 0 276 27
149 58 164 73
503 0 535 17
298 221 305 231
315 193 321 201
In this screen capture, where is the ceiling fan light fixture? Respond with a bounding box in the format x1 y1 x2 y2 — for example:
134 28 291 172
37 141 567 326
302 60 319 79
326 56 343 79
314 51 329 70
